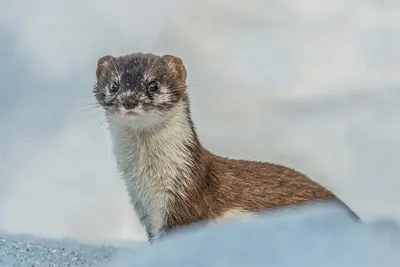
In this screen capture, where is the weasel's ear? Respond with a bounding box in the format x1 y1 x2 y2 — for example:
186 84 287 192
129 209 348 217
162 55 187 83
96 55 115 78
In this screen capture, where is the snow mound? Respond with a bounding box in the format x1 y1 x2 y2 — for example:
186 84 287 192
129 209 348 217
2 203 400 267
106 203 400 267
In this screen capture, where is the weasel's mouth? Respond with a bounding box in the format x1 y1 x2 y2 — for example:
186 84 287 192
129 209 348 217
119 106 140 116
123 110 138 116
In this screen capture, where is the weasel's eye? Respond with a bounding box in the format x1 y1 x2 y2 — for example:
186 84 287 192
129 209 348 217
148 81 158 92
110 82 119 93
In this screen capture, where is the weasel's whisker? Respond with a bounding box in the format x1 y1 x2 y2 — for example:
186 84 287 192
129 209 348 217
75 104 102 115
82 111 103 120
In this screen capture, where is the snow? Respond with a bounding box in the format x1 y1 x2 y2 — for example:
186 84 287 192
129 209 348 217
0 234 116 267
0 233 145 267
105 203 400 267
1 203 400 267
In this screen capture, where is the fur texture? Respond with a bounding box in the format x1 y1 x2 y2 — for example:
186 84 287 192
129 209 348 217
93 52 357 241
108 102 195 238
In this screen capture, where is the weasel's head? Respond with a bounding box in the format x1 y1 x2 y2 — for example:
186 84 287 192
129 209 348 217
93 53 187 129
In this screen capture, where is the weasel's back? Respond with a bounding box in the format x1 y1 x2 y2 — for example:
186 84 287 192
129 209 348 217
210 155 348 212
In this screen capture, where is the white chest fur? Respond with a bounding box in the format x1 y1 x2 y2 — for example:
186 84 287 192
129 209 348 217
107 104 194 238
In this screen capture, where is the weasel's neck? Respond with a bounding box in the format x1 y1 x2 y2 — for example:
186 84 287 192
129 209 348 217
108 101 200 238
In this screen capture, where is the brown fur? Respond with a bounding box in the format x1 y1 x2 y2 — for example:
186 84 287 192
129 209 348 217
163 99 353 233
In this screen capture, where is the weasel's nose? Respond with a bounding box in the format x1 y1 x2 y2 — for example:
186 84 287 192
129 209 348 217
122 101 138 110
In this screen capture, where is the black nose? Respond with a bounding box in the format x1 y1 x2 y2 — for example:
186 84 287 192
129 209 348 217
123 101 138 110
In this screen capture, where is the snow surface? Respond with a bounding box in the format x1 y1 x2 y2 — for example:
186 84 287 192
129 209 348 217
0 234 116 266
1 203 400 267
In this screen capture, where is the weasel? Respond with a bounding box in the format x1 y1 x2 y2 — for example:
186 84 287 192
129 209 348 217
93 52 357 241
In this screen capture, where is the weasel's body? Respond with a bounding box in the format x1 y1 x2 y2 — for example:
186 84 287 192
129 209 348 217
94 53 356 241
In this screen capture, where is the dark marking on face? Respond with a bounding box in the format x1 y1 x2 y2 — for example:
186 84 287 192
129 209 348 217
93 53 187 115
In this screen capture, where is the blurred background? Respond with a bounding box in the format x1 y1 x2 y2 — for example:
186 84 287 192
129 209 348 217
0 0 399 244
